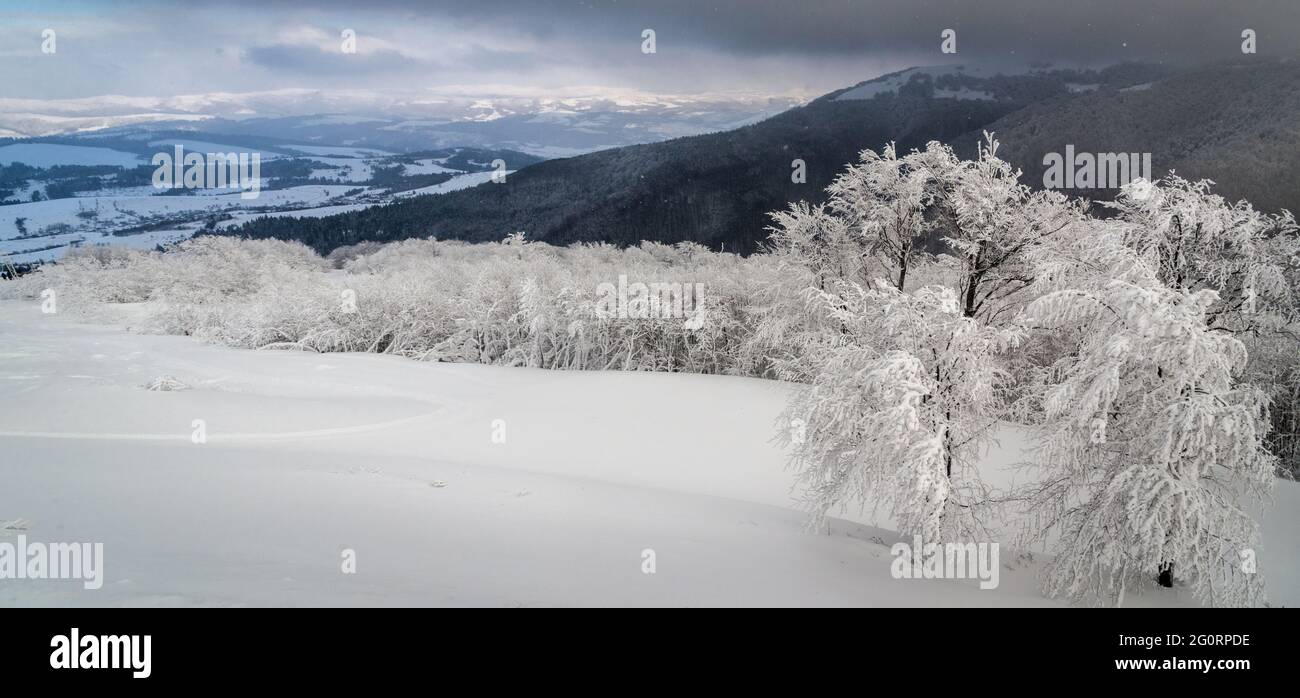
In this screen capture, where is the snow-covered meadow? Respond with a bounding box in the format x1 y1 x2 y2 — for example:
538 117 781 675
2 136 1297 607
3 301 1295 607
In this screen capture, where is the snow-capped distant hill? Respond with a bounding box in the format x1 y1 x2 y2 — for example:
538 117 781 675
834 65 1002 101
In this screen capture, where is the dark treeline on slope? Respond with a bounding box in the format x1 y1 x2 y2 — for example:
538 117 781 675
982 61 1300 215
223 61 1298 256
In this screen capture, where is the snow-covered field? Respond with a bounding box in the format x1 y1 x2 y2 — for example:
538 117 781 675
0 185 363 264
400 158 461 175
393 170 502 198
2 300 1296 607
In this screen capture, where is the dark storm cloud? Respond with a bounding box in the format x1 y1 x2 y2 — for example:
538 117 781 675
6 0 1297 100
235 0 1300 64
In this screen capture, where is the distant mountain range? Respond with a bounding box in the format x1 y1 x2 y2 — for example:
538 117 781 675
0 88 806 157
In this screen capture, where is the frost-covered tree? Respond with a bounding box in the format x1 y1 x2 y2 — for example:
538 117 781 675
822 142 941 290
1007 212 1278 606
1110 176 1300 476
1109 175 1298 332
767 201 863 291
771 136 1060 539
779 280 1018 540
1022 270 1275 606
931 133 1086 323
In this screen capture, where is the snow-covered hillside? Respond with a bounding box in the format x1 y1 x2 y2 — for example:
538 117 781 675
1 301 1295 607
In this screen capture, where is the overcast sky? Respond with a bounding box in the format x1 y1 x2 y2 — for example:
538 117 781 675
1 0 1296 102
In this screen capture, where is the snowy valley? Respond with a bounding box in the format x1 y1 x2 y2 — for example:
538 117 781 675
0 139 533 265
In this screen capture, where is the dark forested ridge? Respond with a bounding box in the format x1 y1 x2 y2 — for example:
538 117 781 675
970 61 1300 214
225 61 1298 255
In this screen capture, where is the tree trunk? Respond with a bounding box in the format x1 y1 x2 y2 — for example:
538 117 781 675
895 244 911 290
963 248 983 317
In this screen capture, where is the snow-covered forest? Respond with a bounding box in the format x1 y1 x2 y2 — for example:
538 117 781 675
4 135 1297 607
